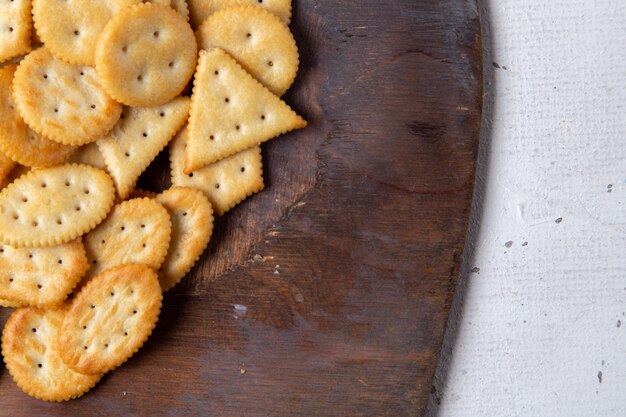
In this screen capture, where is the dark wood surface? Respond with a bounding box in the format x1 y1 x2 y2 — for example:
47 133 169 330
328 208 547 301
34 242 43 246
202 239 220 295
0 0 482 415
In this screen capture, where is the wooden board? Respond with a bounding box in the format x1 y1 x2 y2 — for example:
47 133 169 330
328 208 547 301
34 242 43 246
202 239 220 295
0 0 482 415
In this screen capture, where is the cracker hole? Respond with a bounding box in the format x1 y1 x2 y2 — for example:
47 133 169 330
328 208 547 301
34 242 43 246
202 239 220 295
57 259 62 264
31 328 36 333
41 182 46 188
91 304 95 309
268 61 274 67
124 332 128 336
188 173 194 177
8 278 13 283
121 226 125 231
224 97 230 103
133 310 137 314
84 189 90 194
43 74 48 79
84 346 88 350
110 291 114 296
75 206 81 211
38 363 42 368
153 31 159 38
0 248 3 253
246 33 251 38
12 213 18 220
159 112 165 117
92 260 97 264
122 46 128 53
236 125 240 130
105 344 109 348
37 284 42 289
56 219 62 225
8 27 13 32
74 30 79 36
54 108 58 113
261 115 265 120
83 325 87 330
64 180 70 186
125 151 130 157
137 75 143 81
140 224 145 228
240 166 245 172
142 132 148 137
215 183 220 189
80 71 84 76
209 135 214 140
214 70 219 75
182 212 187 216
142 243 146 248
101 239 105 244
32 221 38 227
28 253 33 259
168 61 174 68
91 104 96 109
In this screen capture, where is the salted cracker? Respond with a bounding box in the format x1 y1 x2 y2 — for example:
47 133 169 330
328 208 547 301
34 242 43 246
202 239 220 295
32 0 142 66
82 198 172 286
185 48 306 171
59 264 162 375
2 306 102 401
0 65 76 167
12 48 122 146
171 127 264 215
196 6 298 96
0 0 32 63
66 142 107 172
188 0 291 29
97 96 190 199
0 240 88 308
95 3 197 107
0 164 116 248
156 187 213 291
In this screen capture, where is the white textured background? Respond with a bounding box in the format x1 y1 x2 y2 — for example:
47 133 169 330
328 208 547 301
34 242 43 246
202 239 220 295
427 1 626 416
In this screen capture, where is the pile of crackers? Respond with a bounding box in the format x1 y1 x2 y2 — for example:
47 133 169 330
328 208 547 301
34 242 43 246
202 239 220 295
0 0 306 401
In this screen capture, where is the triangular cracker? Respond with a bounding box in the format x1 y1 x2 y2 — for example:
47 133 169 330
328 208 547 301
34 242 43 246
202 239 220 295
97 96 190 199
171 126 264 215
185 48 306 172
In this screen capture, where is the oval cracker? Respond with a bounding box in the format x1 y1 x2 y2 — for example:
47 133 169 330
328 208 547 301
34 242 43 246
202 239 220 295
59 264 163 375
0 164 116 248
2 306 102 401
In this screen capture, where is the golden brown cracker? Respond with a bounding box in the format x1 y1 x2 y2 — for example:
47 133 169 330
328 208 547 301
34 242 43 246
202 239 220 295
97 96 190 199
32 0 142 66
66 142 107 172
95 3 197 107
59 264 162 375
0 163 28 189
0 152 16 186
185 48 306 171
82 198 172 285
0 298 24 308
0 164 116 248
188 0 291 29
196 6 298 96
156 187 213 291
12 48 123 146
170 127 264 215
0 240 88 308
0 65 76 167
0 0 32 63
2 306 102 401
170 0 190 21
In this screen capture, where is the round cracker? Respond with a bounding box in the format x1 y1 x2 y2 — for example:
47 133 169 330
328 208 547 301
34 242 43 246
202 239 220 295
188 0 292 29
32 0 142 66
59 264 163 375
2 306 102 401
95 3 198 107
0 65 76 167
195 5 299 96
12 48 122 146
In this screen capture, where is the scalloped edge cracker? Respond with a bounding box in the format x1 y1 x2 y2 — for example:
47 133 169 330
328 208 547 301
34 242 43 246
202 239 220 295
66 142 107 172
188 0 291 29
185 48 306 172
59 264 163 375
0 240 89 308
2 306 102 401
81 198 172 286
156 187 213 291
0 0 32 63
0 164 116 248
171 127 264 215
97 96 190 199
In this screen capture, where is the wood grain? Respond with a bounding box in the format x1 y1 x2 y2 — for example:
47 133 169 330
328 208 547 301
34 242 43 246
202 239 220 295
0 0 482 415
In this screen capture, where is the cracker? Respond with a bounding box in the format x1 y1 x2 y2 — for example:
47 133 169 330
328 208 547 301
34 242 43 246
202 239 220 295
0 164 116 248
59 264 162 375
66 142 107 172
156 187 213 291
2 306 102 401
0 298 24 308
188 0 291 29
185 48 306 171
0 164 28 189
0 65 76 168
82 198 172 286
12 48 123 146
0 0 32 63
95 3 198 107
170 0 190 21
97 96 190 199
196 6 298 96
170 127 264 215
0 240 88 308
0 152 16 186
32 0 142 66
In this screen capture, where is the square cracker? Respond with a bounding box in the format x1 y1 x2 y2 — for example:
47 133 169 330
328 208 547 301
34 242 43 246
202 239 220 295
97 96 190 199
185 48 306 172
2 306 102 401
171 126 264 215
0 0 32 63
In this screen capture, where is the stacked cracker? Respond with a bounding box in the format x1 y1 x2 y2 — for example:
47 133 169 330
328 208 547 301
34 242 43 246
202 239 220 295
0 0 306 401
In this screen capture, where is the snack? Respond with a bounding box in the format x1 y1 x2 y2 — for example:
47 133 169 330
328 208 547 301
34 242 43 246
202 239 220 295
12 48 123 146
188 0 291 29
156 187 213 291
82 198 172 285
185 48 306 171
0 240 89 308
58 264 163 375
196 6 299 96
66 142 107 172
0 153 16 186
0 164 116 248
32 0 142 66
0 0 32 63
2 306 102 401
97 96 190 199
171 127 264 215
95 3 198 107
0 65 76 168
